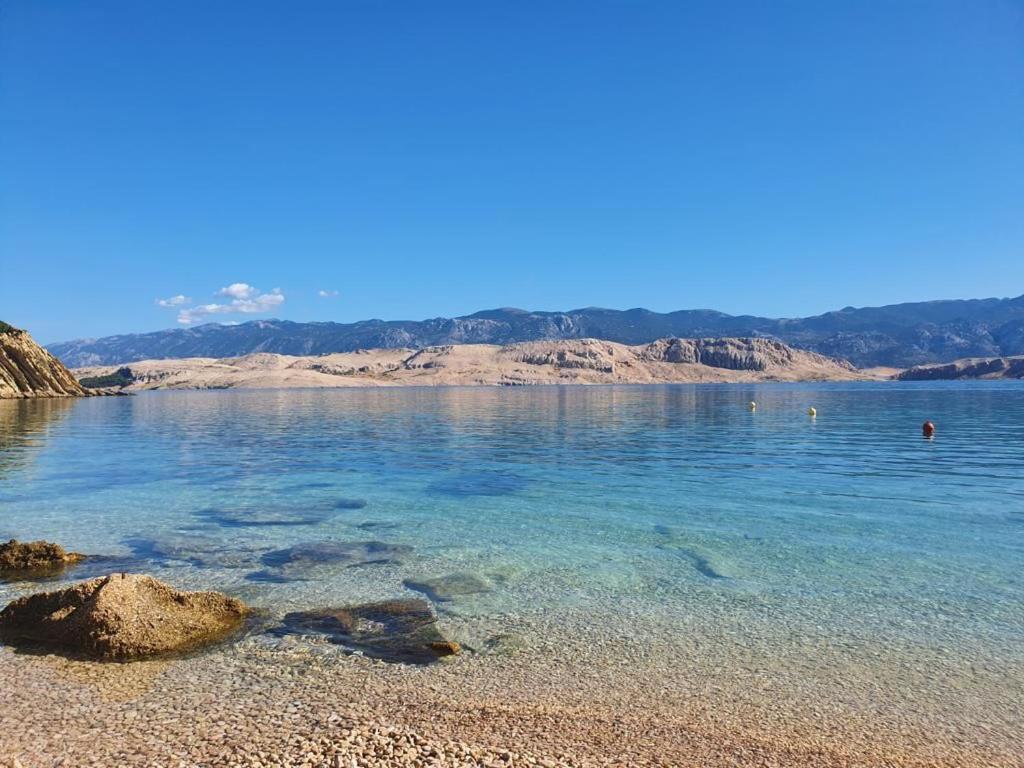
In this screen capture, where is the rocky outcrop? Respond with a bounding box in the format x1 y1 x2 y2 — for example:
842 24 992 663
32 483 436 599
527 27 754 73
506 339 618 373
898 356 1024 380
0 324 87 398
0 574 247 660
0 539 85 580
639 337 850 371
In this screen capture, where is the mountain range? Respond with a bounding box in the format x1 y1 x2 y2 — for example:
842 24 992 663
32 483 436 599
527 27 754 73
47 294 1024 369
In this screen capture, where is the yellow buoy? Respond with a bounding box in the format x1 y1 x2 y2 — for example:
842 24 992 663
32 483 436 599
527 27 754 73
748 401 757 411
808 407 816 417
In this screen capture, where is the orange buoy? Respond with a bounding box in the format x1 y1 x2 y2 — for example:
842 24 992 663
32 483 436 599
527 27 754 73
922 420 935 438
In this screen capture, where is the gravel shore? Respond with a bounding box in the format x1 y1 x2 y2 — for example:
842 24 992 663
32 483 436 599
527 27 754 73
2 599 1021 768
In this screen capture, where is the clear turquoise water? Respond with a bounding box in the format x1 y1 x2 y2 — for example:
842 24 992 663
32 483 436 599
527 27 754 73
2 384 1023 661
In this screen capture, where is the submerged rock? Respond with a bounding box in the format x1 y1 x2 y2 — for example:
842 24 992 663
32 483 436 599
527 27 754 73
278 598 460 664
426 472 528 498
403 572 491 602
651 526 731 580
656 543 728 580
0 573 247 660
0 539 85 580
356 521 400 531
124 535 263 569
248 540 413 582
194 505 337 528
194 498 367 529
333 498 368 510
483 632 527 656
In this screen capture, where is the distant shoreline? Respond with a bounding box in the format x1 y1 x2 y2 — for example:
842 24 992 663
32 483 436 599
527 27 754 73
71 337 877 393
71 349 1024 394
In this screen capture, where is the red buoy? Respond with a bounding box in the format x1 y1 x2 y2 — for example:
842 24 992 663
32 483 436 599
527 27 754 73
922 420 936 438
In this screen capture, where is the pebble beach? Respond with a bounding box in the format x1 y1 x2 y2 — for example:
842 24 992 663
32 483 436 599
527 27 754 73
2 591 1022 768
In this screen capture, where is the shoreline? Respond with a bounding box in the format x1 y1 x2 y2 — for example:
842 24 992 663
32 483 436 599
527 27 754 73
2 596 1020 768
2 554 1021 768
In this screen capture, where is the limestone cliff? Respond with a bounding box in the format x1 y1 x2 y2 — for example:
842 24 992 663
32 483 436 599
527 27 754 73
638 337 852 371
0 323 88 398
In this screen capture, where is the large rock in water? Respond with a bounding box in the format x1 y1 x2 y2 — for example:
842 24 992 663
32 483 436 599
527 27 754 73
0 539 85 580
279 599 460 664
0 574 247 660
0 323 87 398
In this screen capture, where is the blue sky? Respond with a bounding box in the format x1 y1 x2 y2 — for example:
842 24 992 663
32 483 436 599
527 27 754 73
1 1 1022 344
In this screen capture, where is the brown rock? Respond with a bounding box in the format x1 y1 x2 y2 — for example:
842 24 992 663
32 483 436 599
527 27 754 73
0 539 85 579
428 640 462 657
0 573 247 660
280 598 460 664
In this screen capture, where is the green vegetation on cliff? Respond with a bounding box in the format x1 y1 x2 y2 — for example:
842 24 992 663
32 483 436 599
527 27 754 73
78 367 134 389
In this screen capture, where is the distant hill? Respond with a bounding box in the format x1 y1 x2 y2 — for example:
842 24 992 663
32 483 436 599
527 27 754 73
71 337 864 391
898 355 1024 380
47 294 1024 368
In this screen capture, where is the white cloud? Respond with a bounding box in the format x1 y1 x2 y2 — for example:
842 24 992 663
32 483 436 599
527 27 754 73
318 289 339 298
170 284 285 325
156 294 191 308
217 282 256 300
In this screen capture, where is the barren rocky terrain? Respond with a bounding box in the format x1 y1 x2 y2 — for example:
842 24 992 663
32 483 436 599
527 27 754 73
74 337 868 391
898 354 1024 380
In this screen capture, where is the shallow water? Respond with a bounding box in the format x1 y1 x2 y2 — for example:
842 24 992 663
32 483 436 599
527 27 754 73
1 384 1023 684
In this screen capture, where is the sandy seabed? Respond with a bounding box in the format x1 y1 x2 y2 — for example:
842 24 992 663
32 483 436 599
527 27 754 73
1 598 1020 768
